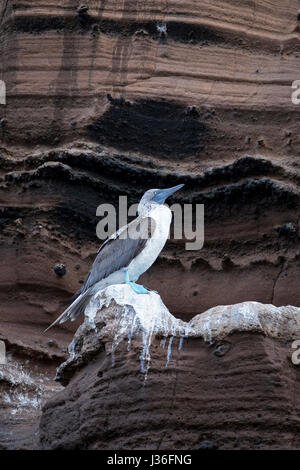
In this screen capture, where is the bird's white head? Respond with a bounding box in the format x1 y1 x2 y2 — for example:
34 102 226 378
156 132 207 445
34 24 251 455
137 184 184 215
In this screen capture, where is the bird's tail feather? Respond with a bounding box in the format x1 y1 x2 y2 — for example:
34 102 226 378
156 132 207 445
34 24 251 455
60 286 83 307
44 289 92 332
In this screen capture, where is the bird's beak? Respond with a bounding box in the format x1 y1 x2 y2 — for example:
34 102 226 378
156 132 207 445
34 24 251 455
154 184 184 203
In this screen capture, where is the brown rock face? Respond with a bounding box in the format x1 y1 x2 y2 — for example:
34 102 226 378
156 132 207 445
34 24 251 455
1 0 300 450
39 334 300 450
39 291 300 450
0 353 62 450
2 1 300 336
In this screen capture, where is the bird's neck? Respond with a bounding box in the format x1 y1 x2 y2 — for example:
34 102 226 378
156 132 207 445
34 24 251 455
138 201 161 216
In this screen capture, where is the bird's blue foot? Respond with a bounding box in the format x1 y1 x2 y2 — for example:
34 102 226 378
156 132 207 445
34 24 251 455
128 282 151 295
123 269 151 295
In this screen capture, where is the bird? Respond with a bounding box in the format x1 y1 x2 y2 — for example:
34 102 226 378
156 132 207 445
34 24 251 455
45 184 184 331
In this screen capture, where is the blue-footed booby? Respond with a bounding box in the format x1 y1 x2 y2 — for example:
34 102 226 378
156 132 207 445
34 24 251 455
45 184 184 331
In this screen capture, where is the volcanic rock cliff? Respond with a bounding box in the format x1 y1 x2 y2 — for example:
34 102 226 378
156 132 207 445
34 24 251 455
39 286 300 450
1 0 300 450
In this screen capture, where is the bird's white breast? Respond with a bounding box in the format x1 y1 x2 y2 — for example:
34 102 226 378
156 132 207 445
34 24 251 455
128 204 172 281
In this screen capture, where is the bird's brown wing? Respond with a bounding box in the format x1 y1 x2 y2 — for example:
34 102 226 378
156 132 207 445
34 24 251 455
80 216 155 294
44 216 156 332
